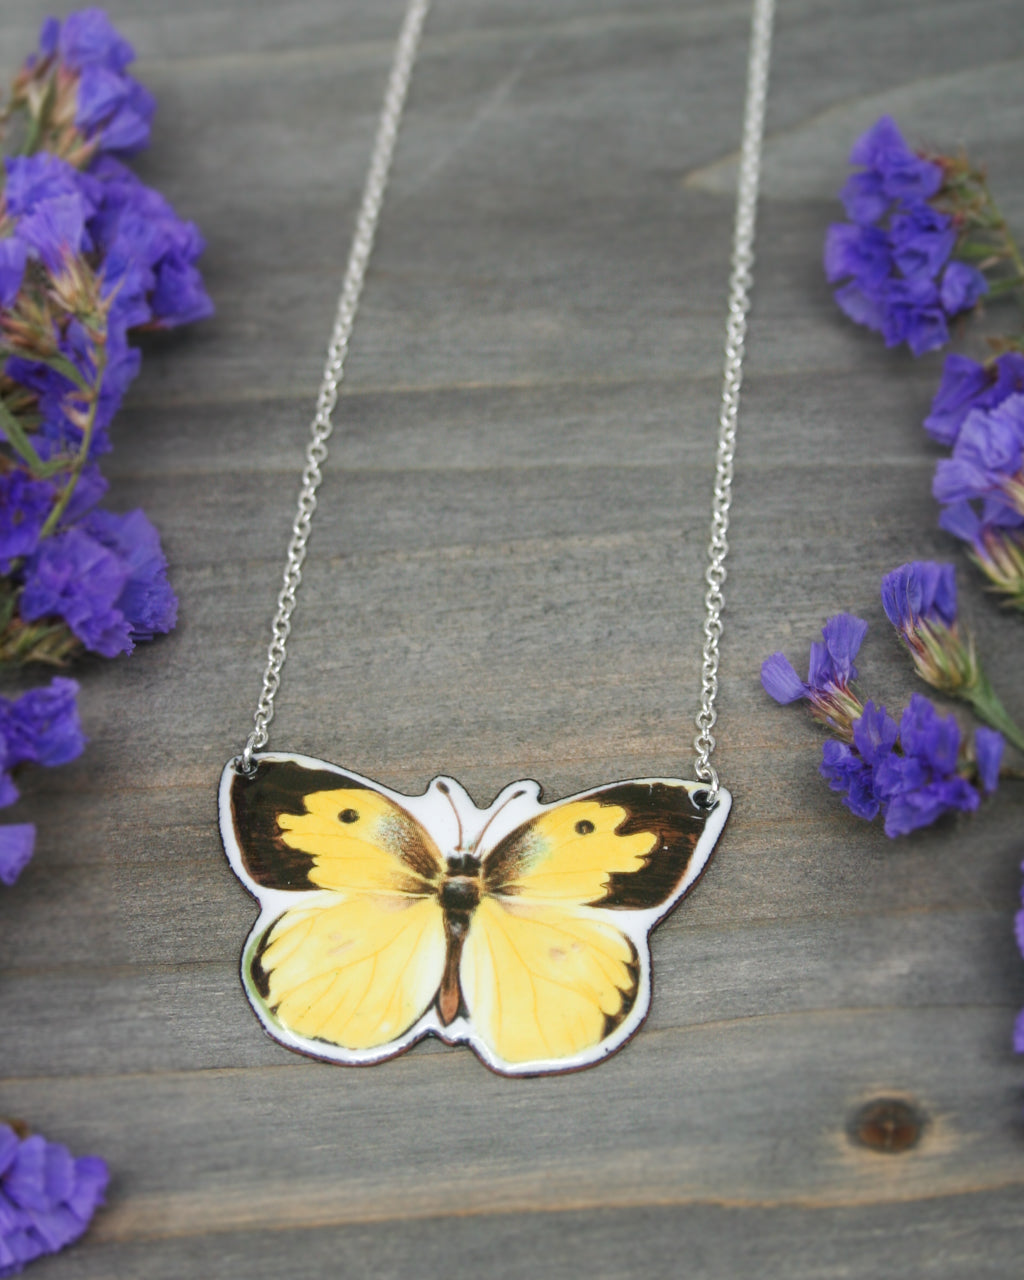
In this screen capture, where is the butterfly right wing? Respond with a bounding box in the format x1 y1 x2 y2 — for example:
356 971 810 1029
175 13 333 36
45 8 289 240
459 778 724 1074
221 754 449 1062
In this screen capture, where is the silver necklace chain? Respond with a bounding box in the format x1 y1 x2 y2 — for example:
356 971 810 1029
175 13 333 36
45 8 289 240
238 0 775 792
692 0 775 794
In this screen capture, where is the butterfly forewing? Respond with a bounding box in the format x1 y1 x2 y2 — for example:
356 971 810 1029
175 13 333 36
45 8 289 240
482 782 705 912
229 759 445 894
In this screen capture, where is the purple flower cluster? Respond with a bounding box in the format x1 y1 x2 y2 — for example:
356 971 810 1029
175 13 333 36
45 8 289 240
14 8 154 161
821 693 1000 837
825 117 987 355
762 593 1005 838
0 1123 108 1275
0 679 85 884
2 148 213 460
922 354 1024 593
0 10 209 888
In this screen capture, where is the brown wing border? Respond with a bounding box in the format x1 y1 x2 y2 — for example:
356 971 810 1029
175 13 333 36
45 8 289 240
228 758 374 891
482 780 707 911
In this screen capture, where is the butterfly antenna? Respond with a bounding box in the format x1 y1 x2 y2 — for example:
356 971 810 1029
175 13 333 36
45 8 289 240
469 788 528 855
436 781 465 852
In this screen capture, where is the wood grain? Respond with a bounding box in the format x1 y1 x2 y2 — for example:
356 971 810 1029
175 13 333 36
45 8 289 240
2 0 1023 1276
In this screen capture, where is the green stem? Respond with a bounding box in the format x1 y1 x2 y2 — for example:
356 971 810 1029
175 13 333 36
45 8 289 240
985 276 1024 299
16 77 56 157
19 110 42 156
977 178 1024 315
38 345 107 538
965 671 1024 755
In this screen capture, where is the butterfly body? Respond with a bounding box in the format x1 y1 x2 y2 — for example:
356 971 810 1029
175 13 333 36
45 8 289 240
219 753 730 1076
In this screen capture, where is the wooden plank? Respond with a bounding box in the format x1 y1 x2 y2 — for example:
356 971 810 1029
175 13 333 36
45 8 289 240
2 0 1023 1276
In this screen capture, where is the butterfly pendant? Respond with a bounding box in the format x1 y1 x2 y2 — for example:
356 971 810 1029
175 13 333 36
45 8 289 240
218 753 730 1076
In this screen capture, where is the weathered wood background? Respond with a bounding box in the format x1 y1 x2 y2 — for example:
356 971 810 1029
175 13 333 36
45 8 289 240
3 0 1024 1275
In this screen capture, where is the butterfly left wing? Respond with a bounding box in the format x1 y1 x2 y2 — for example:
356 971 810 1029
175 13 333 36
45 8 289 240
220 754 449 1063
459 778 729 1074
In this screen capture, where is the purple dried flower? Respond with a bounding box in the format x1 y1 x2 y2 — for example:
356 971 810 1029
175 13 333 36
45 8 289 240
74 68 154 154
19 512 177 658
820 700 899 820
84 509 177 641
924 352 1024 447
844 116 943 215
760 652 808 704
933 394 1024 513
22 8 156 157
761 613 868 739
0 1122 108 1273
881 561 957 634
0 239 28 308
872 694 980 837
880 561 977 696
973 727 1004 795
823 223 892 291
810 613 869 687
19 526 133 657
0 678 85 771
2 155 86 219
56 8 135 72
880 276 950 355
6 323 142 461
820 739 880 820
940 502 1024 604
0 825 35 886
15 193 88 273
88 157 213 330
939 261 987 315
0 474 56 572
889 203 956 279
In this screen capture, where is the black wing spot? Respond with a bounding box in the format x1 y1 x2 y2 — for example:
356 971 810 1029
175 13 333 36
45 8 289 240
338 808 359 824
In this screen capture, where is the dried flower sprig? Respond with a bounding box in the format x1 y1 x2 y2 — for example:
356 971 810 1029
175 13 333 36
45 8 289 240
0 8 154 164
762 595 1009 838
0 9 213 883
818 114 1024 1059
881 561 1024 752
824 117 992 355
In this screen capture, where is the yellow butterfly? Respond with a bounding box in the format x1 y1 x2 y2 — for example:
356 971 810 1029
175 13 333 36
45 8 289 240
219 754 730 1075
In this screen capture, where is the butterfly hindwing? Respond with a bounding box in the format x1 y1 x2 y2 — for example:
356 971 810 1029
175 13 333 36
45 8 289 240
460 896 641 1068
246 892 447 1053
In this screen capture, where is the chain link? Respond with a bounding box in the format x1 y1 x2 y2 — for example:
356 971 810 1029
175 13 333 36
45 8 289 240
238 0 432 774
238 0 775 787
692 0 775 797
